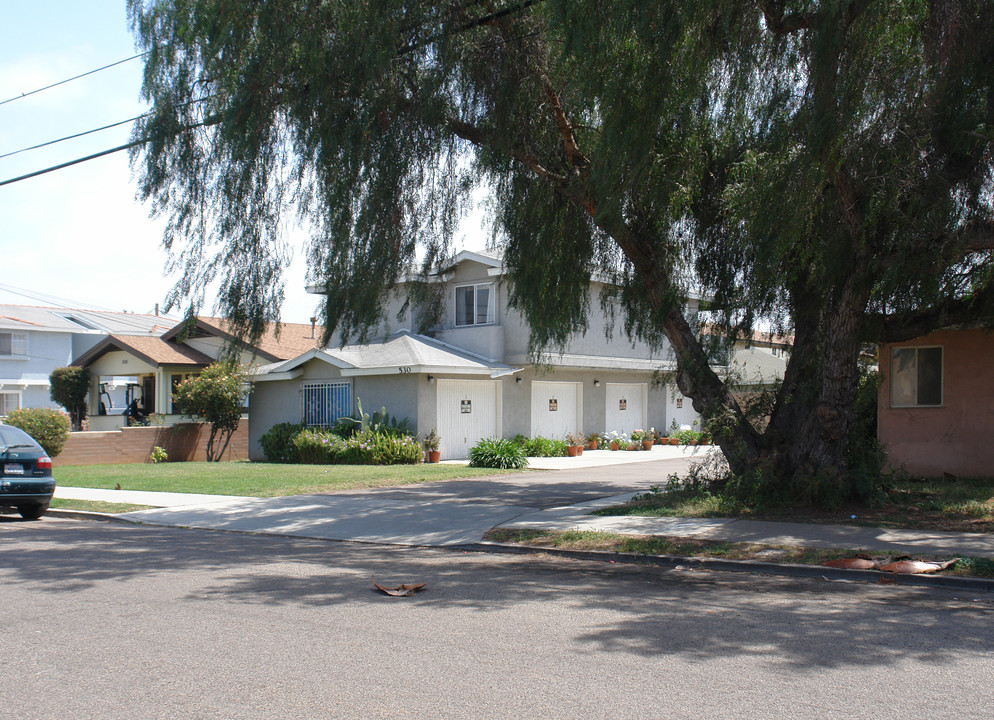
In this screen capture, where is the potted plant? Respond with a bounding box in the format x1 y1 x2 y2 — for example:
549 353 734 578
641 429 655 451
586 433 600 451
423 427 441 463
565 432 583 457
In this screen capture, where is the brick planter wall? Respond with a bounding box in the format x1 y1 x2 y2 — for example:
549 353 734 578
57 423 250 466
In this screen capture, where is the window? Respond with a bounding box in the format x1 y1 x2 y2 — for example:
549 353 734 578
891 346 943 407
0 332 28 357
301 381 352 427
455 283 495 326
0 392 20 415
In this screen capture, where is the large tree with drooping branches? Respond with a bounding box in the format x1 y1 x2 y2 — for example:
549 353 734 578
129 0 994 506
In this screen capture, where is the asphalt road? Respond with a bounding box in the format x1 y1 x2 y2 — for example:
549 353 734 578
2 518 993 720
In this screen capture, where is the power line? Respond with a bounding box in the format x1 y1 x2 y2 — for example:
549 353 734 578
0 52 149 107
0 113 148 160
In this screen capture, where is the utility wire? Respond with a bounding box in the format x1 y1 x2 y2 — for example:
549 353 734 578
0 113 148 160
0 52 149 107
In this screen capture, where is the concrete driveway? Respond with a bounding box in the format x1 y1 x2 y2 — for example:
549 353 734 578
116 450 702 545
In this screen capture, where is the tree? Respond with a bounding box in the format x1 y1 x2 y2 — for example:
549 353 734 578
171 362 250 462
49 366 90 431
128 1 994 505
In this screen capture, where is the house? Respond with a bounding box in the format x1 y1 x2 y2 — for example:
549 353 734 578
878 328 994 477
72 317 324 430
0 304 172 417
250 251 726 460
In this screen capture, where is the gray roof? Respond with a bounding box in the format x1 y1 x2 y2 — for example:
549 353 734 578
0 304 174 335
257 330 517 379
728 346 789 387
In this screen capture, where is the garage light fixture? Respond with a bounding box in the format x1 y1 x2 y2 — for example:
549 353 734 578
427 375 435 384
593 379 601 387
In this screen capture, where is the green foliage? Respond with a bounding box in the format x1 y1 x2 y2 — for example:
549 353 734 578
513 434 568 457
259 421 306 463
129 1 994 507
149 446 169 464
4 408 71 457
172 361 251 461
293 428 422 465
334 398 412 438
469 438 529 469
422 427 441 452
49 366 90 431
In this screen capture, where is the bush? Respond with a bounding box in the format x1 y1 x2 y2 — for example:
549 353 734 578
172 361 251 461
293 428 347 464
293 428 422 465
469 438 529 469
513 434 568 457
260 421 306 463
4 408 71 457
49 366 90 430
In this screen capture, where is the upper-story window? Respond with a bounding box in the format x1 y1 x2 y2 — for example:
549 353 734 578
0 332 28 357
891 346 943 407
455 283 495 327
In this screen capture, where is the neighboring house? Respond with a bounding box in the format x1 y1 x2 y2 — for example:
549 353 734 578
251 251 758 460
878 328 994 477
72 317 324 430
0 304 172 417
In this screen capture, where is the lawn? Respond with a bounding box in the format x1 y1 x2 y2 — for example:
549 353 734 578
54 461 520 497
484 528 994 579
593 475 994 534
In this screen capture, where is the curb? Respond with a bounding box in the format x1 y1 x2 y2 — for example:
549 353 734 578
458 541 994 593
43 510 994 593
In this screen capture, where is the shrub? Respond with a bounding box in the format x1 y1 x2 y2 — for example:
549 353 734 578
469 438 528 469
514 435 568 457
4 408 71 457
293 429 422 465
149 446 168 463
173 361 252 461
260 421 306 463
293 428 347 464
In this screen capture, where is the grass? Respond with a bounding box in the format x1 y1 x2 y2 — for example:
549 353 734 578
50 498 153 514
484 528 994 579
594 475 994 534
54 461 520 497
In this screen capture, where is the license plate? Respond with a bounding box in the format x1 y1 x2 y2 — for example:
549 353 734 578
4 463 24 475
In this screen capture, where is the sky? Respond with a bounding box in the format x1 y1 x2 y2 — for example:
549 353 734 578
0 1 486 325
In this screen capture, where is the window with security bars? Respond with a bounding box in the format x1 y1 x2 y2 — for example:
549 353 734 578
301 381 352 427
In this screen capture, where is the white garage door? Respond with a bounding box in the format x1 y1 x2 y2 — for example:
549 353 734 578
530 381 582 439
605 383 647 435
437 379 500 459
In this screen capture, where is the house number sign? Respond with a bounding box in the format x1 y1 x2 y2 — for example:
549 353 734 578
548 399 558 411
461 400 472 413
619 398 627 411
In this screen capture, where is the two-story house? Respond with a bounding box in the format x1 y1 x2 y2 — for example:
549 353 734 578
0 304 171 417
249 251 717 459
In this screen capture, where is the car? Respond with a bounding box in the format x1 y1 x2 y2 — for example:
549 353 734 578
0 424 55 520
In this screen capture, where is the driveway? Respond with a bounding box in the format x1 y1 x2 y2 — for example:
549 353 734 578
116 452 701 545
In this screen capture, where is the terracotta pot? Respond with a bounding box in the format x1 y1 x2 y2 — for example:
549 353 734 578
656 437 667 445
577 446 583 456
567 445 579 457
642 440 654 451
627 444 638 451
610 441 620 451
426 450 441 463
587 441 598 451
668 437 679 445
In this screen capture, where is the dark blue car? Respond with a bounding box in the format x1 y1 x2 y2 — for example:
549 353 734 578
0 424 55 520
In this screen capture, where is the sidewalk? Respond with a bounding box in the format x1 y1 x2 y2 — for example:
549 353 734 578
52 485 994 559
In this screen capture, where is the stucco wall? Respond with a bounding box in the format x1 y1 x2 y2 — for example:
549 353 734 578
879 329 994 477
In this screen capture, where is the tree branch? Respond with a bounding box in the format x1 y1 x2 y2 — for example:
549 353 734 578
866 283 994 343
757 1 813 34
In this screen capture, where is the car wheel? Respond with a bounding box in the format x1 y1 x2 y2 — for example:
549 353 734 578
17 504 48 520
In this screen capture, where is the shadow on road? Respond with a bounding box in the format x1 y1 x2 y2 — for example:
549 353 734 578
3 519 991 671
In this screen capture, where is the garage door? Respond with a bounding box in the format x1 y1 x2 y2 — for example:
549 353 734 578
530 381 582 439
436 379 500 459
605 383 647 435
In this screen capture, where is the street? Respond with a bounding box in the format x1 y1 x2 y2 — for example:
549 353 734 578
2 518 992 719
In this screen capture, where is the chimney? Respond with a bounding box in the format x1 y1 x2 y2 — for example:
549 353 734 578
310 317 317 339
155 303 159 317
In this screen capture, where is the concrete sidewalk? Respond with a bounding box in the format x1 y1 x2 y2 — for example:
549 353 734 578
52 485 994 559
